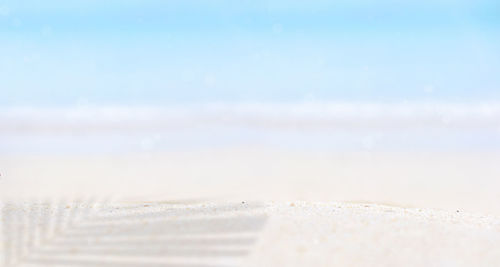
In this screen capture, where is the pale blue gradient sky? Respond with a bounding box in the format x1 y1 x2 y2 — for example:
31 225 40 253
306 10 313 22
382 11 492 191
1 0 499 106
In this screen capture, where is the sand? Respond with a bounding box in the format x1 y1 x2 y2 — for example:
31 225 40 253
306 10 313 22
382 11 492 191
2 149 500 266
1 200 499 267
2 149 500 213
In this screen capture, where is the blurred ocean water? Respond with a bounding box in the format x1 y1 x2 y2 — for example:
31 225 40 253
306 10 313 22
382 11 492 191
1 102 500 155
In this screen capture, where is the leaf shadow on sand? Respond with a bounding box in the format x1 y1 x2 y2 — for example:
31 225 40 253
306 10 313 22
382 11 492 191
1 199 268 267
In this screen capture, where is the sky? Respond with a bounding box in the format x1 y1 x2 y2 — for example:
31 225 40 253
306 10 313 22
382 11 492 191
1 0 499 106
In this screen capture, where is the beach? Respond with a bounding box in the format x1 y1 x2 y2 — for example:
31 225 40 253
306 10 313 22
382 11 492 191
2 149 500 214
2 104 500 265
2 199 500 266
3 149 500 266
3 0 500 264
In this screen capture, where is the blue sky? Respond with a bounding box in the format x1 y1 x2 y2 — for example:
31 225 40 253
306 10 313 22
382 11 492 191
1 0 499 106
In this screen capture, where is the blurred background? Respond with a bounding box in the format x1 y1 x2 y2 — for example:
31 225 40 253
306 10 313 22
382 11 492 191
1 0 500 105
1 0 500 212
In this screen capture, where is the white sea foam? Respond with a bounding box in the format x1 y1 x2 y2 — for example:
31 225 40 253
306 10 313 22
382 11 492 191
1 102 499 154
1 102 500 124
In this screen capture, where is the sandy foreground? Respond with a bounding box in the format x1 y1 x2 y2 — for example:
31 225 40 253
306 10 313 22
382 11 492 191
2 149 500 266
2 149 500 213
1 201 500 267
0 148 500 267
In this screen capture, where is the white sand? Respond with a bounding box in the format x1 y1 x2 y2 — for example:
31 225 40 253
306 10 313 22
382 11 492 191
2 150 500 213
2 149 500 266
1 200 499 267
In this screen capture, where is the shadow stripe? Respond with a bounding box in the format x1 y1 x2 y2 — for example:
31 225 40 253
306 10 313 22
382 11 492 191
24 257 233 267
32 247 251 257
1 200 268 267
50 237 257 247
92 203 265 222
66 216 268 237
